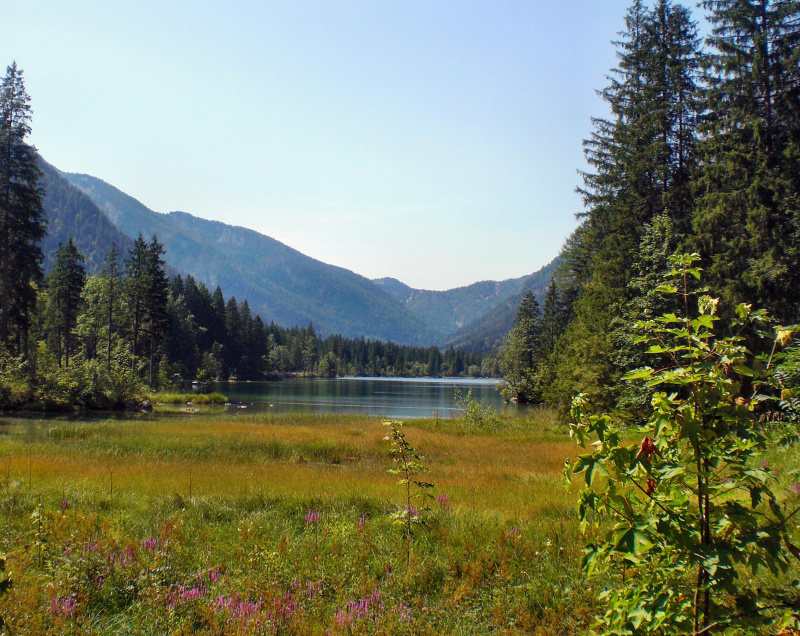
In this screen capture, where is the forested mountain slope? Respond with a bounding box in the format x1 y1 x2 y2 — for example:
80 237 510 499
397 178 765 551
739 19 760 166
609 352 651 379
63 172 442 345
373 273 533 336
442 258 559 353
39 159 133 273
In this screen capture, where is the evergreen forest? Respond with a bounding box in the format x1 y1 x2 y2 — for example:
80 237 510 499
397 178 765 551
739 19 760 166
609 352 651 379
1 2 800 634
0 63 484 409
497 0 800 418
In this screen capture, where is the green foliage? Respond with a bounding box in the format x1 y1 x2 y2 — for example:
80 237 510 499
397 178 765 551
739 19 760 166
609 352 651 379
453 387 502 430
565 254 800 634
383 420 435 540
694 0 800 323
0 62 46 356
0 353 32 408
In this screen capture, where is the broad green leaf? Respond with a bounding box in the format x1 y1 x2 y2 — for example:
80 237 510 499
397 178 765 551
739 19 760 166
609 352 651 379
612 525 654 556
655 284 678 294
624 367 655 380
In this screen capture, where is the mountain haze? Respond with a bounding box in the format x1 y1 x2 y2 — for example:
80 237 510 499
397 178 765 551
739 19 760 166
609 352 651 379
374 273 537 336
38 159 133 273
443 258 559 353
64 172 442 345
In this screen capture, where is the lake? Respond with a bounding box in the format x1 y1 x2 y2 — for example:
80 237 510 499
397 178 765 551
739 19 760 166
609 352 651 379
210 377 524 419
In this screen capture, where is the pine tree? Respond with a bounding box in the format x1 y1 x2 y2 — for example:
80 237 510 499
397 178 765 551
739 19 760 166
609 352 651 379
143 235 169 386
694 0 800 323
125 234 149 366
124 234 168 385
498 291 542 402
0 62 46 356
547 0 701 412
102 243 121 372
46 239 85 368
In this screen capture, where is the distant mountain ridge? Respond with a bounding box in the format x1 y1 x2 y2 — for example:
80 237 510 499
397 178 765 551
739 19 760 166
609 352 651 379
38 158 133 273
62 172 441 345
34 161 558 349
373 273 536 336
442 258 559 353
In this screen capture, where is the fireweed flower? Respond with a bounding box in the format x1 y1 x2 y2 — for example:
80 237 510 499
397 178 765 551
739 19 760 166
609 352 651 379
49 595 77 616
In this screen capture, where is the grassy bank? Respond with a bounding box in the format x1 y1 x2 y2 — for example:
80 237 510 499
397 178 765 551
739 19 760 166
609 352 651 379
0 410 601 634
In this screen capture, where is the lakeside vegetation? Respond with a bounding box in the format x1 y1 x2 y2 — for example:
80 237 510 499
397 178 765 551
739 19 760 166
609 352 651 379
1 406 796 634
1 0 799 633
0 409 595 634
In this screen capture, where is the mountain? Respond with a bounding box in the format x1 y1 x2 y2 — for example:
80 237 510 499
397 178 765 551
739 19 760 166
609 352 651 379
442 258 559 353
39 158 133 273
373 274 533 336
62 172 442 345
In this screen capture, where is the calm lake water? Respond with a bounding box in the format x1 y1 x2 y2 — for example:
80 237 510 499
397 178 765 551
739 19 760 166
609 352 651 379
210 377 523 419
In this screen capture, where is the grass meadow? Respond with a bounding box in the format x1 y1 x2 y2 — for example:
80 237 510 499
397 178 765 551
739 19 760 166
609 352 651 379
3 409 796 635
0 409 599 635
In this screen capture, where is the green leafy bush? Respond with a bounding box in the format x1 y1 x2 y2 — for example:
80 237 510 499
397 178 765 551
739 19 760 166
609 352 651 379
565 254 800 635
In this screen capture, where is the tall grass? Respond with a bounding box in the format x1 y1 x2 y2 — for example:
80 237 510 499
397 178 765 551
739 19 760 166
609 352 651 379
0 411 601 634
146 392 228 404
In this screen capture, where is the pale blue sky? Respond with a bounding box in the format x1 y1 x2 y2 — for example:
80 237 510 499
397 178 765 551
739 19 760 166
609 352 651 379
4 0 643 290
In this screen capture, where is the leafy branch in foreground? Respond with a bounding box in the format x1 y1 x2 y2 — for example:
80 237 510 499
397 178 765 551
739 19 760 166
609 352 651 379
383 420 434 542
564 253 800 635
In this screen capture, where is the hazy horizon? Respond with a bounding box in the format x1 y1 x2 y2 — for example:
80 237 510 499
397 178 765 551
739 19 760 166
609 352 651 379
4 1 633 290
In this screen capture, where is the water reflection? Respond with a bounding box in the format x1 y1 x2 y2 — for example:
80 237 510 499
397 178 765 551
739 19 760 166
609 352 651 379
211 377 522 419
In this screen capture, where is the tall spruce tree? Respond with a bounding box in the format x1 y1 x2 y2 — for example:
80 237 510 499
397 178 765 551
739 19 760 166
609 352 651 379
143 235 169 386
102 243 121 372
125 234 149 367
498 291 543 402
0 62 45 357
46 239 85 368
547 0 701 412
695 0 800 323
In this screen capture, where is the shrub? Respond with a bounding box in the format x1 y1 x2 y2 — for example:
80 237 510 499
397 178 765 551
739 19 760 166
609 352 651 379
565 254 800 635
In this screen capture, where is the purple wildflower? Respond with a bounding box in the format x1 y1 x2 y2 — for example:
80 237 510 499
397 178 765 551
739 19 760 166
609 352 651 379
305 510 322 526
49 595 77 616
165 582 208 610
334 589 383 627
392 603 413 623
437 492 451 511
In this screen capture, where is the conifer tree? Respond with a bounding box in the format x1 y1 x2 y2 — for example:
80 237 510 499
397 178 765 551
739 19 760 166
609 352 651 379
125 234 149 366
0 62 45 356
498 291 542 402
547 0 702 412
694 0 800 323
143 235 169 386
102 243 121 372
46 239 85 368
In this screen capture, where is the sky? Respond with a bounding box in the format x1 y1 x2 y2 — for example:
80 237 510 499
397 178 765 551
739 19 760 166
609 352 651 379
3 0 638 290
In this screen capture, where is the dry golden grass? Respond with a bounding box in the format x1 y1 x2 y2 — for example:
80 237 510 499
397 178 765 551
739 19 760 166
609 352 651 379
0 411 599 635
2 412 579 521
